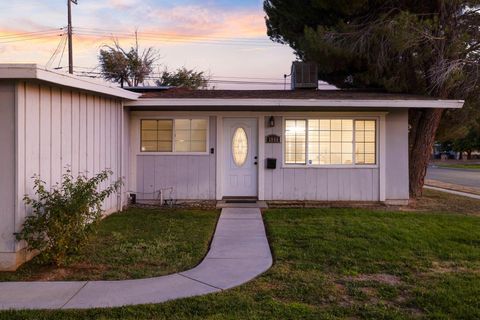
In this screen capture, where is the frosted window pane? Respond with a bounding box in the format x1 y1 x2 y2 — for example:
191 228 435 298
232 128 248 167
142 131 157 141
191 141 207 152
158 142 173 152
142 120 157 130
141 141 157 152
331 120 342 130
285 120 307 164
141 119 173 152
365 154 376 164
342 154 353 164
365 121 376 131
331 131 342 141
342 120 353 130
331 154 342 164
320 120 330 130
191 119 207 130
175 119 190 130
365 131 376 142
355 120 377 165
365 143 376 153
176 130 190 141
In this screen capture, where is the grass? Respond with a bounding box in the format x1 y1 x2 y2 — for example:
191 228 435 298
437 163 480 170
0 208 219 281
1 190 480 319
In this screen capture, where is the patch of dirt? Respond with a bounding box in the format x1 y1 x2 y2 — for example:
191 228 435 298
28 262 110 281
344 273 403 286
428 261 480 274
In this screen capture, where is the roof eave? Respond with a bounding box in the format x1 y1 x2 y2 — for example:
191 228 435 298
0 64 140 100
126 98 464 109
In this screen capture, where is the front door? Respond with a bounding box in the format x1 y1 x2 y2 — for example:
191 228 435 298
223 118 258 197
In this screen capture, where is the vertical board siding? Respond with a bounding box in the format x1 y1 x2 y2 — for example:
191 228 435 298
135 118 216 200
0 83 16 252
15 82 125 243
264 116 380 201
385 110 409 200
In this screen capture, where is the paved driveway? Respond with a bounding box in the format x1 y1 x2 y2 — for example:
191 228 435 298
426 166 480 189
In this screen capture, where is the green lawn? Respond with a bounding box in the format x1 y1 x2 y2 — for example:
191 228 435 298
2 191 480 319
437 163 480 170
0 208 219 281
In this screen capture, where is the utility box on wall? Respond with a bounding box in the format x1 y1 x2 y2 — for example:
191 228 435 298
266 158 277 169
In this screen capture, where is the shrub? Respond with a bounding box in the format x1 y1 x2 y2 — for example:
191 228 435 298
16 169 122 266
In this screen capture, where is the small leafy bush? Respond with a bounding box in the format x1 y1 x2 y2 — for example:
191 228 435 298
17 169 122 266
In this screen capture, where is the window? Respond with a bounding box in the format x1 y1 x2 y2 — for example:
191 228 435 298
141 120 173 152
284 118 377 166
308 119 353 165
141 118 208 153
355 120 376 164
175 119 208 152
285 120 306 164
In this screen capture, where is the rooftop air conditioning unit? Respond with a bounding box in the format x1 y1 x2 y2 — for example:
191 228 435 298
291 61 318 90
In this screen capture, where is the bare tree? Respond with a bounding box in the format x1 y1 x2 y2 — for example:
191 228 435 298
98 32 159 87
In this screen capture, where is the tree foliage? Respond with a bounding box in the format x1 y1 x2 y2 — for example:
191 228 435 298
452 127 480 158
156 67 209 89
265 0 480 197
17 170 122 266
98 33 158 87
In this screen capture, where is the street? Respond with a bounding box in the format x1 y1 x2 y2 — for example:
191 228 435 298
427 165 480 189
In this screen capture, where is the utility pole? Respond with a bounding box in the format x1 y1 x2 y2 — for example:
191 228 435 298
67 0 78 74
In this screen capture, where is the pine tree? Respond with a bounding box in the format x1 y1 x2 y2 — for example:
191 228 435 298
265 0 480 197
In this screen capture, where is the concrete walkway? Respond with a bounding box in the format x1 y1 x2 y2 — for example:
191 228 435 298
424 185 480 200
0 208 272 310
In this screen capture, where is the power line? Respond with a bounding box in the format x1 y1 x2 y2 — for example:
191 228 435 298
46 33 67 68
73 29 280 47
0 28 63 40
74 27 273 43
0 33 63 44
73 71 287 85
58 33 68 69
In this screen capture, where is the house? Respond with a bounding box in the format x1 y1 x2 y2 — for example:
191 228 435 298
0 64 464 271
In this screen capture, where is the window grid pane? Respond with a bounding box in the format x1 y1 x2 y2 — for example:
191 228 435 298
355 120 376 165
308 119 353 165
285 120 306 164
141 119 207 153
141 120 173 152
174 119 207 153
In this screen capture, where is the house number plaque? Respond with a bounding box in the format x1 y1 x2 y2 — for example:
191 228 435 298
265 134 281 143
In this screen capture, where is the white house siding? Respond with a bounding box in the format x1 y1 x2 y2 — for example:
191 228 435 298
132 116 216 201
263 116 380 201
10 82 126 258
385 110 409 201
0 82 16 257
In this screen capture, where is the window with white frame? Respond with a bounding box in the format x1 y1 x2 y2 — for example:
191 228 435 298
141 118 208 153
284 118 377 166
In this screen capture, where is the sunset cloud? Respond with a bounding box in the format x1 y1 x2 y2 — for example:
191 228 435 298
0 0 294 87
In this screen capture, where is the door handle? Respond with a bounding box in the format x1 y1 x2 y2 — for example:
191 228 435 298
254 156 258 160
254 161 258 165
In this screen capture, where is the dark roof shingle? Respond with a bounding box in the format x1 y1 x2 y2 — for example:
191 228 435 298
139 89 431 100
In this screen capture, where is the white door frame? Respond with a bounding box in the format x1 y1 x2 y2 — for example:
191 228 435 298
216 115 265 200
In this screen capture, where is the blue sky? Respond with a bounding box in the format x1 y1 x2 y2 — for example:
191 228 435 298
0 0 296 89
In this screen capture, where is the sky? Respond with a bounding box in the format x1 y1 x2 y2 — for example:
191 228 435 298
0 0 298 89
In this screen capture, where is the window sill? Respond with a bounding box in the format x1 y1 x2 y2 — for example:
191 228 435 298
137 152 211 156
280 164 379 169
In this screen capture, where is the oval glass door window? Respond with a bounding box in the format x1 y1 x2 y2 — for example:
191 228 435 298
232 127 248 167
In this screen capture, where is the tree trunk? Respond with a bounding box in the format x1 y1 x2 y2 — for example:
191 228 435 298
409 108 444 198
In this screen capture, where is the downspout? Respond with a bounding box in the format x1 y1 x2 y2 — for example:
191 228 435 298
118 98 124 211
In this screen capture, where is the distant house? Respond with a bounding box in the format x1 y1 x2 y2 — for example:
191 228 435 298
0 64 464 270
